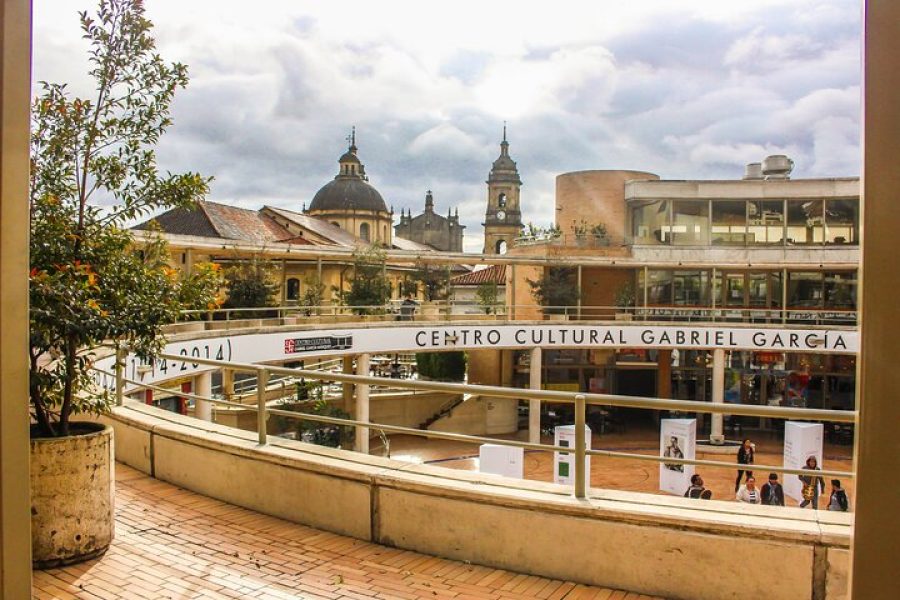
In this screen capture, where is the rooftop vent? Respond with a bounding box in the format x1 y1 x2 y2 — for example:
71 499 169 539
761 155 794 180
743 162 763 180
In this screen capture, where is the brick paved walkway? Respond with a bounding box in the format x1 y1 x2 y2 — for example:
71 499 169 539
33 465 663 600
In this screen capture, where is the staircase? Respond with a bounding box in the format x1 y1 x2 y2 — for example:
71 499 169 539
418 394 478 430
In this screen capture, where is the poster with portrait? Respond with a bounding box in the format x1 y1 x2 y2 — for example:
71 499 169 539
783 421 824 502
660 419 696 495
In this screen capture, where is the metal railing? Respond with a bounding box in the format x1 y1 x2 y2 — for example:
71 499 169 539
108 348 856 501
173 303 858 327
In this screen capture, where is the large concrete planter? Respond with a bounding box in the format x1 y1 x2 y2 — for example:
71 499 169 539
30 422 115 568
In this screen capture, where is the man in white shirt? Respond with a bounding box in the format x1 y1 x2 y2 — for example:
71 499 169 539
736 476 762 504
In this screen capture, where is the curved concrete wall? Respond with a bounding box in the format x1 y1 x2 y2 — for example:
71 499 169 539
556 170 659 240
101 402 850 600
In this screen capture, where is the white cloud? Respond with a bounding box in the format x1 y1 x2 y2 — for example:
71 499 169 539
31 0 861 245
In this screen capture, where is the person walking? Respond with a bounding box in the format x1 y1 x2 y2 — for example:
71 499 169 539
799 456 826 509
827 479 850 512
761 472 785 506
735 476 762 504
735 438 755 492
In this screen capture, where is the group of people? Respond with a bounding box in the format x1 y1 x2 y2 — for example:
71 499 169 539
683 438 850 511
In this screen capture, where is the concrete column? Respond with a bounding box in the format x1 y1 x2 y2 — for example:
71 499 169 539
354 353 370 454
194 371 213 422
529 347 542 443
342 356 354 413
576 265 582 319
710 349 725 443
222 368 235 403
853 3 900 596
0 0 35 594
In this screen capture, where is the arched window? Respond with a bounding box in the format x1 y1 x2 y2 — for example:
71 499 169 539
331 222 341 229
286 278 300 301
496 239 508 254
360 222 370 242
498 192 507 208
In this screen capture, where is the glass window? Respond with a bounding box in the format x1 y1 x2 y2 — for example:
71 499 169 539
673 271 709 306
647 270 673 304
825 199 859 245
747 273 766 307
786 200 824 245
824 271 857 310
711 200 746 245
286 278 300 301
360 222 370 241
788 272 823 308
631 200 670 244
724 273 745 306
748 200 784 245
672 201 709 245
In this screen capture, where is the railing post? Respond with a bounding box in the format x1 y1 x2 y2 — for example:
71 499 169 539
115 346 126 406
257 367 269 445
574 394 587 499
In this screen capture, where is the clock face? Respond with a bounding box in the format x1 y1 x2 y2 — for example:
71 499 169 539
496 210 506 221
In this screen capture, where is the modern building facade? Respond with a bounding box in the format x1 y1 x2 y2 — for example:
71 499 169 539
507 156 859 429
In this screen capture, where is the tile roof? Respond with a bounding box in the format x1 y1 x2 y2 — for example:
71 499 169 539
392 236 436 251
450 264 506 286
263 206 364 248
134 200 295 244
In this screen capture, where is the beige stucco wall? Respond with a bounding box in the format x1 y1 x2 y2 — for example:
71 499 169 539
101 403 850 600
556 170 659 242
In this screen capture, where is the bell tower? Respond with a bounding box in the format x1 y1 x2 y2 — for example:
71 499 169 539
483 124 523 254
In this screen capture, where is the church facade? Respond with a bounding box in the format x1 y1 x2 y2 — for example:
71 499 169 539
394 191 464 252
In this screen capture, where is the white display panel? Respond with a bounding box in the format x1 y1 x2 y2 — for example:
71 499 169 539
659 419 697 496
478 444 524 479
553 425 591 486
783 421 824 502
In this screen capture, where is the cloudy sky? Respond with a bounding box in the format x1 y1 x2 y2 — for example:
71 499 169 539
32 0 861 252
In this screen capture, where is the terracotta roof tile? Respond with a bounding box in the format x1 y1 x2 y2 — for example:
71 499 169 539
450 264 506 286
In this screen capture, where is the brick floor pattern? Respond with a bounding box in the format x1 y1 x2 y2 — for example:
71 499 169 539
34 465 664 600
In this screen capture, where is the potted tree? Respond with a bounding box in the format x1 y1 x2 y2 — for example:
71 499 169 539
527 267 579 320
346 246 392 320
614 281 636 321
29 0 220 567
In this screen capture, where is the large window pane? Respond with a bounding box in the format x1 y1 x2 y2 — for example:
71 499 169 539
632 200 670 244
748 200 784 245
786 200 824 245
711 200 746 245
825 199 859 245
724 273 745 306
673 270 709 306
824 271 857 310
748 272 768 307
647 270 673 304
788 272 823 308
672 200 709 245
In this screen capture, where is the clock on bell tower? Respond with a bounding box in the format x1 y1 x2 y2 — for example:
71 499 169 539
483 124 523 254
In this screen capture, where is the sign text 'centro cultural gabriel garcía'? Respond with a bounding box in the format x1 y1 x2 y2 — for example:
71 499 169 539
403 325 855 352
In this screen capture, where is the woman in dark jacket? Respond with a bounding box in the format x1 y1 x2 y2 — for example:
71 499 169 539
735 438 755 492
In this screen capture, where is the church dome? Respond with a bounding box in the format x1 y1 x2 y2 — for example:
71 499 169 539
308 131 389 214
309 178 388 213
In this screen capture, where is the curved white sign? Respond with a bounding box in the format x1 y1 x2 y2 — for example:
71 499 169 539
93 323 857 389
